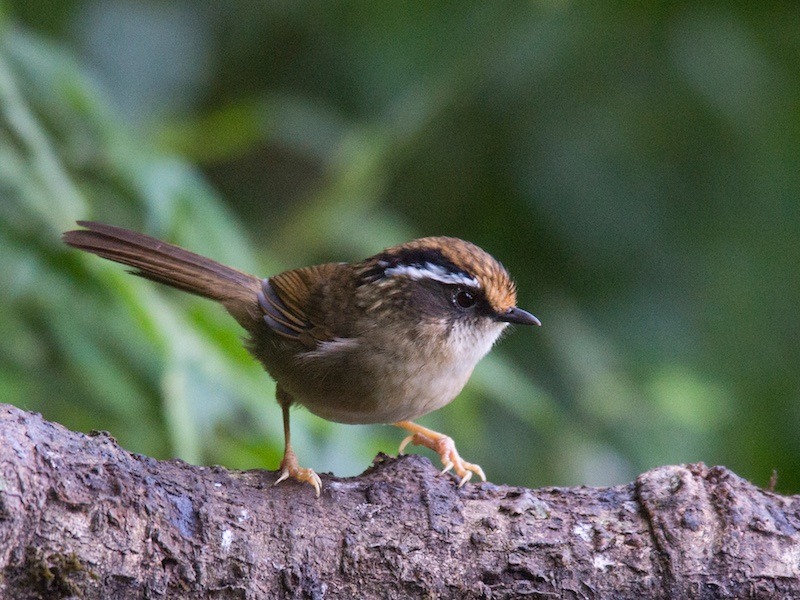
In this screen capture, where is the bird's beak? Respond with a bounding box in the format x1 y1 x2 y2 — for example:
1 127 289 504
497 307 541 326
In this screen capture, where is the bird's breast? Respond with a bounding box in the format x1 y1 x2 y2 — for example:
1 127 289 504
283 319 507 424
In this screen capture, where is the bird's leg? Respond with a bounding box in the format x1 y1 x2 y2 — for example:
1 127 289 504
393 420 486 487
275 387 321 497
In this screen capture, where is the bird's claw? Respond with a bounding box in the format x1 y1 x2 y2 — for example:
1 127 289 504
397 429 486 486
275 449 321 497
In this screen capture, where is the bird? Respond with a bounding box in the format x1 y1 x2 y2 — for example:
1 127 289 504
63 221 540 496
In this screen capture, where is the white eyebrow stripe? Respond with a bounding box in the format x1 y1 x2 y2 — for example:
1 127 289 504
383 262 480 288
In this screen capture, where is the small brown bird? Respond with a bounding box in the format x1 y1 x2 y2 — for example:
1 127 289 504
64 221 540 496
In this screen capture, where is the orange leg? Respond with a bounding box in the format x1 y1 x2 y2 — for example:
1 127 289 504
275 389 321 497
393 421 486 487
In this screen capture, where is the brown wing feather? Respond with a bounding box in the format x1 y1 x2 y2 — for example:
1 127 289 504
260 263 342 345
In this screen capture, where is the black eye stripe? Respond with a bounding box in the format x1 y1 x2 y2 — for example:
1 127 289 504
385 248 459 272
360 248 476 287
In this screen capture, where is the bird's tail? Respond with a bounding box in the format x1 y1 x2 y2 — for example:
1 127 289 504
63 221 262 326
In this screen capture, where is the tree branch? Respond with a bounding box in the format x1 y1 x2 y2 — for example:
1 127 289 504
0 403 797 599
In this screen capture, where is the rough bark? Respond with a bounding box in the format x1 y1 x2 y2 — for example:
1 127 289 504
0 403 797 599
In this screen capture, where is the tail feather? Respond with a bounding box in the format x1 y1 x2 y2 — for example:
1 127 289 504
63 221 262 327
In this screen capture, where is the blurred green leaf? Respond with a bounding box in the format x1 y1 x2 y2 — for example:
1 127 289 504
3 2 799 492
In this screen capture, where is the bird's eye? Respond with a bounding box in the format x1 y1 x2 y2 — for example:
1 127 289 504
453 289 476 309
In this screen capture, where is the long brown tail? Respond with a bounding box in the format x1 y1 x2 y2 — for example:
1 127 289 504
63 221 262 327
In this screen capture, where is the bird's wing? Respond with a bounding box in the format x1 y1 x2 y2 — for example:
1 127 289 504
259 263 342 348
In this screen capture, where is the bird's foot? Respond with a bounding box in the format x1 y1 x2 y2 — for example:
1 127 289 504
275 447 321 497
395 421 486 487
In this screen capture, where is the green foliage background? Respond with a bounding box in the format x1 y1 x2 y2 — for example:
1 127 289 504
2 1 798 492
